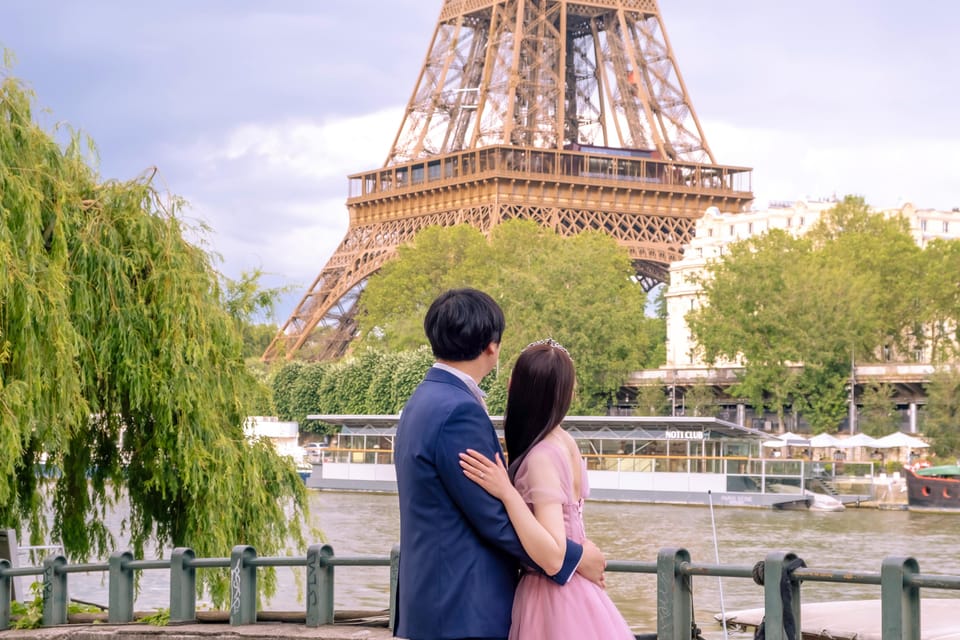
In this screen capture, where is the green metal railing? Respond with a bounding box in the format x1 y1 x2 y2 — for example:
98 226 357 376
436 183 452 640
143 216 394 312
3 545 959 639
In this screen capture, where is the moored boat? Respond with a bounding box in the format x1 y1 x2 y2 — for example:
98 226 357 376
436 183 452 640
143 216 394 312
306 414 867 510
904 464 960 512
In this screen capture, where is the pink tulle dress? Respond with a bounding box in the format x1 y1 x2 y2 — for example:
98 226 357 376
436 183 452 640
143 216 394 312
509 438 635 640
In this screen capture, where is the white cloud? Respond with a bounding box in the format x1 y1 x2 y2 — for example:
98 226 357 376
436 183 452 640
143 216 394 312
705 118 960 211
172 107 405 321
208 108 403 180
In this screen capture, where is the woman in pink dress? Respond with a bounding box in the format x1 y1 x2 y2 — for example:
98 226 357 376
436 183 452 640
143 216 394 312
460 338 634 640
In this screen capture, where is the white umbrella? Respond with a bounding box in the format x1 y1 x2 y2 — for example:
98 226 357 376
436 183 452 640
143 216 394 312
872 432 929 449
762 440 787 448
836 433 878 448
809 433 841 448
777 432 810 447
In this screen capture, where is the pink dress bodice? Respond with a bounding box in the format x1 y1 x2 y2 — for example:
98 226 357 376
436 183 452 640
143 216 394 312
508 436 634 640
513 438 589 543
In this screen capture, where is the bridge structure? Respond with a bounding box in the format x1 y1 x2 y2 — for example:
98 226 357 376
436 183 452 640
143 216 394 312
263 0 753 361
627 363 935 434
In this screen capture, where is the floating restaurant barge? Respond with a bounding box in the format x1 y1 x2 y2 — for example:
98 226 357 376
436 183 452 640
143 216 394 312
305 415 867 509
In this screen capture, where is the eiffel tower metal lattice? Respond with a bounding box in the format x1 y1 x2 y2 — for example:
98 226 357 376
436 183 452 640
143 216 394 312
264 0 753 361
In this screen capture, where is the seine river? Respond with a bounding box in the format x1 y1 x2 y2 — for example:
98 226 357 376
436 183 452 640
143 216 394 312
44 490 960 638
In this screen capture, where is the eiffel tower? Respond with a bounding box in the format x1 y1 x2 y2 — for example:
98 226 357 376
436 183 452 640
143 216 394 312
264 0 752 361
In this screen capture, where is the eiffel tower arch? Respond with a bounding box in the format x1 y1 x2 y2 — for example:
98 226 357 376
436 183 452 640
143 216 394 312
264 0 753 361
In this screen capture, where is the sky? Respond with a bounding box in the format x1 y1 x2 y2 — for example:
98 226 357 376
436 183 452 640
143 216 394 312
2 1 959 323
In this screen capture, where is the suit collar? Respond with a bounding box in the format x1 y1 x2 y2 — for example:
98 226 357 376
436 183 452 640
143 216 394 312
425 365 481 399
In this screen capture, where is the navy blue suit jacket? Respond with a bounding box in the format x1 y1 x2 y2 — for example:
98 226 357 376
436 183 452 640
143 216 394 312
394 367 582 640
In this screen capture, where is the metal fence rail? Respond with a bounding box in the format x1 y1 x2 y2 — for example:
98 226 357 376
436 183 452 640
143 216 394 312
2 545 959 640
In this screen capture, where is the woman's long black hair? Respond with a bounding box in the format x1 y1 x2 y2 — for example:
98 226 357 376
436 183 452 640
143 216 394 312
503 340 575 482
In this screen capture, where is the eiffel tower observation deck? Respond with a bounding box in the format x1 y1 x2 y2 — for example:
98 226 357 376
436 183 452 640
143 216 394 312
264 0 753 361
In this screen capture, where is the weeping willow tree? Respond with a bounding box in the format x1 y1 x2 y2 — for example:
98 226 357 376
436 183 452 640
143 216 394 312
0 67 306 602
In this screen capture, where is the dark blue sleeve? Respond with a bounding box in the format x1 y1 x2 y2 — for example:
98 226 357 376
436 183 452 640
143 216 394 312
435 401 582 584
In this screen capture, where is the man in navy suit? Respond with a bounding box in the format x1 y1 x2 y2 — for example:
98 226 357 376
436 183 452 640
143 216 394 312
394 288 606 640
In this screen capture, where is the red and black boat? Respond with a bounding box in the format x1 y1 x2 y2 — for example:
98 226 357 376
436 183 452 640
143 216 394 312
903 464 960 511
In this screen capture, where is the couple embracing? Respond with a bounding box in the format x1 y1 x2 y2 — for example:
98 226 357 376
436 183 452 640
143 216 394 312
394 288 633 640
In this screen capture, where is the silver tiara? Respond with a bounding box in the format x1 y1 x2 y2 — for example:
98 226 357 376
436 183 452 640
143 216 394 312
523 338 570 357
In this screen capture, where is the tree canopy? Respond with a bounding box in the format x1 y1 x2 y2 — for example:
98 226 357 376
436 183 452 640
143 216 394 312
0 69 306 599
924 368 960 457
687 196 960 437
356 220 664 413
272 348 435 430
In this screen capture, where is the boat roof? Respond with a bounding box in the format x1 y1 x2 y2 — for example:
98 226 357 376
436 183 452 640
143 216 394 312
916 464 960 477
306 414 770 441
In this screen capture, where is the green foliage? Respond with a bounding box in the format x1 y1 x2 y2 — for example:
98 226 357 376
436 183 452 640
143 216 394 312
139 608 171 626
314 361 347 415
295 364 329 423
791 362 849 434
365 351 406 414
0 68 306 604
689 196 951 432
221 269 291 359
918 240 960 364
9 582 101 628
223 269 290 324
273 347 435 424
271 360 339 432
365 348 434 414
10 583 44 629
242 323 281 360
334 349 386 414
271 361 306 420
388 348 436 411
358 221 662 413
858 382 899 437
361 225 488 352
923 368 960 457
634 385 670 417
242 357 276 415
682 381 718 417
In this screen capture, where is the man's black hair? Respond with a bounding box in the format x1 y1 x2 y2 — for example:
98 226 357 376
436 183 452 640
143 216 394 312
424 288 505 361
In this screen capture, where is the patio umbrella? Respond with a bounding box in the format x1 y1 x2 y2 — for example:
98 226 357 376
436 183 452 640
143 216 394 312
809 433 841 448
872 432 929 449
836 433 878 448
777 432 810 447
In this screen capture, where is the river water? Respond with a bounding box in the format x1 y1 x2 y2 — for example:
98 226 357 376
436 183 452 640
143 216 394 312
40 490 960 638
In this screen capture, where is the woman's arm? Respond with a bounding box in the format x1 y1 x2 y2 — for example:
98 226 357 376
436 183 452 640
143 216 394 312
459 449 567 575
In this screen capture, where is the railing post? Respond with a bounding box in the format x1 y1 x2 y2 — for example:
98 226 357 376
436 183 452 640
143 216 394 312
108 550 135 623
41 554 68 626
0 558 11 631
305 544 334 627
761 551 802 640
229 545 257 625
389 544 400 632
881 556 920 640
169 547 196 623
656 547 691 640
0 530 21 603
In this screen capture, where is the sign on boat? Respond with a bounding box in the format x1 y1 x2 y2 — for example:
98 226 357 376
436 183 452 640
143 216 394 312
306 415 865 510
